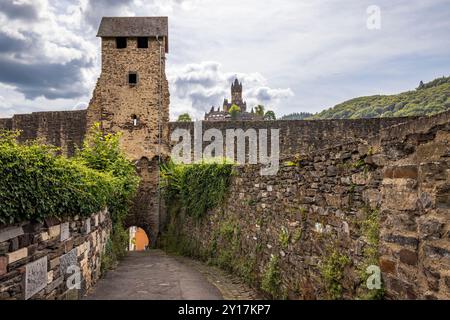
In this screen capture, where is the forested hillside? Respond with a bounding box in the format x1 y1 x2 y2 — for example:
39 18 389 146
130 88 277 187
286 76 450 119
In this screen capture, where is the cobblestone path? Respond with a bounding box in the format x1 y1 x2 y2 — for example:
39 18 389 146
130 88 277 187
85 249 262 300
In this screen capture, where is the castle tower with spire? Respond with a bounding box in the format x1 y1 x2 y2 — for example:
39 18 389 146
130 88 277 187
206 77 257 120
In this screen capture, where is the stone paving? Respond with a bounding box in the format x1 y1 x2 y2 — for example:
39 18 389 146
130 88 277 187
85 249 263 300
172 255 264 300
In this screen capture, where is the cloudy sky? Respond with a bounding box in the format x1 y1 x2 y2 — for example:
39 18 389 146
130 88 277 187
0 0 449 120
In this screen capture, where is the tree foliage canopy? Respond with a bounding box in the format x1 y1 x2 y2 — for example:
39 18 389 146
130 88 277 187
177 113 192 122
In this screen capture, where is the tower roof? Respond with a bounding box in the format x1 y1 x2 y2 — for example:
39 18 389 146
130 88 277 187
97 17 169 52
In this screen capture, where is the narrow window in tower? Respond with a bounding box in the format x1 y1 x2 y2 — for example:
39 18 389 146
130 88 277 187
132 115 138 126
137 37 148 48
128 72 138 85
116 37 127 49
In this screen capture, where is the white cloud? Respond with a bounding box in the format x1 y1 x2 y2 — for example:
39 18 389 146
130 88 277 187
0 0 449 118
168 61 294 120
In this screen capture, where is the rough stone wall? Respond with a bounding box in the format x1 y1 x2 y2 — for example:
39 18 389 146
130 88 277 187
0 110 87 157
377 111 450 299
164 111 449 300
169 117 417 158
0 209 111 300
0 118 12 131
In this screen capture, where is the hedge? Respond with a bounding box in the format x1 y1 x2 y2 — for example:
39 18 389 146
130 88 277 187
0 128 139 226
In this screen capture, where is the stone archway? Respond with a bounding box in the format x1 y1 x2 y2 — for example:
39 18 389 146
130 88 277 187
125 156 163 247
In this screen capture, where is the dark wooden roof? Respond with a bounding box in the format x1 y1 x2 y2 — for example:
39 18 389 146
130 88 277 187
97 17 168 52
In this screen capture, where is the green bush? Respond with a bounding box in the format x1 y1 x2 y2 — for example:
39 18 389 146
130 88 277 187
0 130 113 223
75 123 140 264
0 125 139 269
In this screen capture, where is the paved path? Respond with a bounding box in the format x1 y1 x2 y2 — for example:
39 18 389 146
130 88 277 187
85 250 223 300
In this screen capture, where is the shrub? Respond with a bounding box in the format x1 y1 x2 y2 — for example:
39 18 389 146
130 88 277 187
0 125 139 270
160 159 234 219
0 130 114 223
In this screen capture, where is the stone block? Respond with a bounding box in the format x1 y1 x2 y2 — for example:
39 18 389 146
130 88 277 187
436 184 450 209
382 233 419 248
418 216 444 240
24 256 48 300
326 166 337 177
60 248 78 277
0 256 7 276
352 172 370 185
64 288 80 300
47 270 54 284
380 258 396 274
60 222 70 242
45 276 63 294
6 248 28 264
44 217 60 228
393 165 418 179
40 232 49 241
64 238 74 253
382 182 418 211
0 242 9 255
49 257 60 270
18 233 33 248
48 225 61 239
0 226 24 242
399 249 418 266
84 219 91 235
9 237 19 251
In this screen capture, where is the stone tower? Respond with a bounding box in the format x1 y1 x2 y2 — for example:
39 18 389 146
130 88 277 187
87 17 170 244
231 78 246 112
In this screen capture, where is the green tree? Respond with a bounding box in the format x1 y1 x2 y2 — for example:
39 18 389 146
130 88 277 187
254 105 265 116
177 113 192 122
264 110 276 120
228 104 241 120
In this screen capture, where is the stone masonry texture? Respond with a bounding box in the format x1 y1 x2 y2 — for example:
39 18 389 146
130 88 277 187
0 209 111 300
167 111 449 300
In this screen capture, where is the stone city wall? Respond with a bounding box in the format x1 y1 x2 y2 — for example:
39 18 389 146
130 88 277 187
164 111 449 300
168 116 417 159
0 209 111 300
0 110 87 157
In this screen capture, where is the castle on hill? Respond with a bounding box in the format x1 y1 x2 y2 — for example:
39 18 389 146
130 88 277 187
204 78 263 121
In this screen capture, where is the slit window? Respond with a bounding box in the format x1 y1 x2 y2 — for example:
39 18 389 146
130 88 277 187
132 115 138 126
137 37 148 48
128 72 138 85
116 37 127 49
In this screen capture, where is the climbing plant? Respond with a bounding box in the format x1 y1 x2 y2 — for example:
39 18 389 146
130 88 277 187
261 255 286 299
357 207 384 299
160 159 234 219
319 247 351 300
